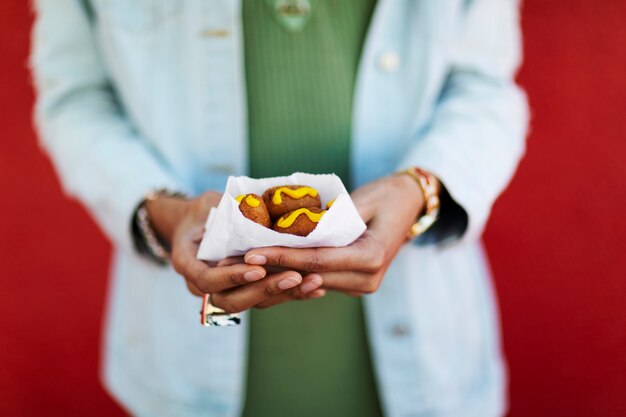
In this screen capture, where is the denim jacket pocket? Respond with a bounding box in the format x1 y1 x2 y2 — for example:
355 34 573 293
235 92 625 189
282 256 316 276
91 0 182 31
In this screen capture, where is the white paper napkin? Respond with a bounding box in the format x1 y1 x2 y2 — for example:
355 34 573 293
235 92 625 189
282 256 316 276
197 173 367 261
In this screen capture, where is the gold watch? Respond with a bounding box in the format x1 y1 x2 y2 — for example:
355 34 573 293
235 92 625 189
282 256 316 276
398 167 441 239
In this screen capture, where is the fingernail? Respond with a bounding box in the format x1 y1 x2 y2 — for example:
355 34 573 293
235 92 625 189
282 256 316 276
309 289 326 299
243 270 264 282
300 276 322 293
278 275 301 290
245 254 267 265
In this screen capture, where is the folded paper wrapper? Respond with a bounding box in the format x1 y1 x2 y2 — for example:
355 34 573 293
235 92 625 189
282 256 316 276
197 173 367 262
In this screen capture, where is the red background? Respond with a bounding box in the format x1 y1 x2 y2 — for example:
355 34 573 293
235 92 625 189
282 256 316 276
1 1 625 416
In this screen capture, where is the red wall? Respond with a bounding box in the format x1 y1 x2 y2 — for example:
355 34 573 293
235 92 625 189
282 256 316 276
1 1 624 416
486 2 626 416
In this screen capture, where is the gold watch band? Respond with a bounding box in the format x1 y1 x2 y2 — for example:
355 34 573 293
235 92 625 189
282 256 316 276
398 168 441 239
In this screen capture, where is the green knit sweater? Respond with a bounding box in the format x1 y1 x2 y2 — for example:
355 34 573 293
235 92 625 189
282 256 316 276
241 1 383 416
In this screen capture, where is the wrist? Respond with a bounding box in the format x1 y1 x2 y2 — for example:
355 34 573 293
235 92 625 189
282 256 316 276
145 195 192 245
391 173 426 219
131 188 190 265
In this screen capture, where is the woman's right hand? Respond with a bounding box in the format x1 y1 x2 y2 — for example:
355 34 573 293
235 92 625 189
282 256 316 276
146 191 325 313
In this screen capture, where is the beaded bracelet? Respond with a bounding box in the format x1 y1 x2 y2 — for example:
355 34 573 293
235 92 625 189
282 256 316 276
131 189 188 265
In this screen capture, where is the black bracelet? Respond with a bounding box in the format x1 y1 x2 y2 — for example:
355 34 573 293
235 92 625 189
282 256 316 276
130 189 188 266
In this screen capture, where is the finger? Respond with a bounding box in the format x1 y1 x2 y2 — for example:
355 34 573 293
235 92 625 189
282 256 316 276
211 270 303 314
172 242 267 293
244 234 385 274
349 185 378 222
173 247 266 294
344 290 366 297
299 273 324 294
217 256 245 267
216 256 290 275
196 264 269 293
308 289 327 299
185 281 204 297
255 286 326 310
255 288 326 309
254 274 323 309
318 270 382 295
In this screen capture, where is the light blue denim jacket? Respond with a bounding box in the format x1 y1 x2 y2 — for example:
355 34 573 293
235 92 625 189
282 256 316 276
31 1 528 416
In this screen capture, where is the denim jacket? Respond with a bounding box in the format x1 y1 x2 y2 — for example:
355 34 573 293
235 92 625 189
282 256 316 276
31 1 528 416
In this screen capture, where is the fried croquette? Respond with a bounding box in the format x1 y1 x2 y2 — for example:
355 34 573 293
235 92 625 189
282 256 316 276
262 185 321 219
272 207 326 236
236 193 271 228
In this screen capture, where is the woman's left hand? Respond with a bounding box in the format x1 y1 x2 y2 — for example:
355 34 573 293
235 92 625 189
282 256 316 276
243 174 429 297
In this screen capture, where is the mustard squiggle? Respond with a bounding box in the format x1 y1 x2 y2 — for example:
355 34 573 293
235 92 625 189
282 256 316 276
276 208 326 228
235 194 261 208
271 187 318 205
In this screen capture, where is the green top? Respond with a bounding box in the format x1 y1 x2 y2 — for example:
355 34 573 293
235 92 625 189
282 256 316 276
241 1 383 417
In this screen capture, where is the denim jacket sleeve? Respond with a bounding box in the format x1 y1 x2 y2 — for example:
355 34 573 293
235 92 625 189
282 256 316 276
30 0 190 251
398 0 529 245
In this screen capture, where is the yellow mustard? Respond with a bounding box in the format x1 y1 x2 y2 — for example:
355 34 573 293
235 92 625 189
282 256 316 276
271 186 318 205
276 208 326 228
235 194 261 208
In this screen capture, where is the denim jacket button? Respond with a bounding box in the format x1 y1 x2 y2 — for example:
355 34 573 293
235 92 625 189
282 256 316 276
391 323 410 336
378 52 400 73
200 29 230 38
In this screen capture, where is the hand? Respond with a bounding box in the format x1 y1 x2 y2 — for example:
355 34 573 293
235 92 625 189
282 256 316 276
147 191 325 312
242 174 429 296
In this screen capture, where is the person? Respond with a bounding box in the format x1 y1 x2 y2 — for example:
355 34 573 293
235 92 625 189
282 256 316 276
30 0 528 416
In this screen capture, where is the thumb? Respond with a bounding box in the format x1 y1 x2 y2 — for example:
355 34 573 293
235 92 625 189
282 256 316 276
350 190 377 223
